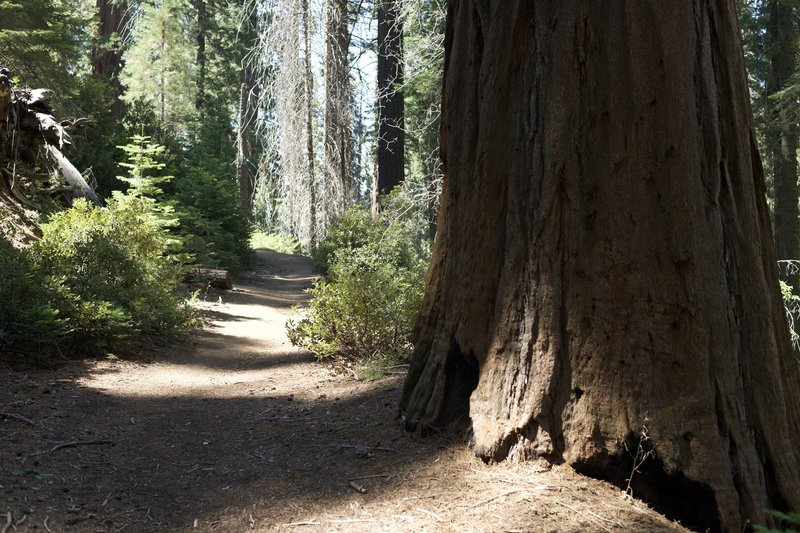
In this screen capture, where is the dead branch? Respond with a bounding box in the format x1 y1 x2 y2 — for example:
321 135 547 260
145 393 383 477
0 411 37 426
29 439 115 458
461 488 544 510
348 473 392 481
283 520 320 527
328 443 397 453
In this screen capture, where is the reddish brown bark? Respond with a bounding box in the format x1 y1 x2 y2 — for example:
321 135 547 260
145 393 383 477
400 2 800 531
92 0 128 118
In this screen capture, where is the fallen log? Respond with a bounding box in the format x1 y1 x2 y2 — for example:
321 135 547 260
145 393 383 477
183 268 232 290
0 68 100 208
42 145 100 205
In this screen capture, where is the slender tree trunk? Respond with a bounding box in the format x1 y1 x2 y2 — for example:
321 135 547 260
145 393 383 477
766 0 799 283
376 0 404 202
425 131 440 240
302 0 317 248
92 0 128 118
400 2 800 531
194 0 207 116
237 63 258 218
159 24 166 123
324 0 353 227
237 5 259 219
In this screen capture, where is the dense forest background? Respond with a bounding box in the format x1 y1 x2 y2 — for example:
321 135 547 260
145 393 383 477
0 0 443 357
0 0 446 250
1 0 800 357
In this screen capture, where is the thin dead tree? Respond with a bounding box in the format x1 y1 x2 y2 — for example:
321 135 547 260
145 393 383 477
323 0 354 228
251 0 320 249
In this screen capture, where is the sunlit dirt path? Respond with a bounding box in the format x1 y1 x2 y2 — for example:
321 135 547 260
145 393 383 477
1 250 688 532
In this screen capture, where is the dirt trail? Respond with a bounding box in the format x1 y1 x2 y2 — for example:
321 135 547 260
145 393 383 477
1 250 689 532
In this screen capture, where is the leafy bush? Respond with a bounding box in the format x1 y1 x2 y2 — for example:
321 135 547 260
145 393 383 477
287 205 427 368
250 231 304 255
26 197 195 354
312 207 381 275
312 204 422 276
0 238 36 349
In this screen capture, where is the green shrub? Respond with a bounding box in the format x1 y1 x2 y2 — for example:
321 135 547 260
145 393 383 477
250 231 304 255
174 158 253 273
288 205 427 368
755 510 800 533
0 238 36 349
27 197 195 354
312 206 381 274
312 204 422 275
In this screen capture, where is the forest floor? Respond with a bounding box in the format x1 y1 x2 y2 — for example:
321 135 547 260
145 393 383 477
1 250 690 532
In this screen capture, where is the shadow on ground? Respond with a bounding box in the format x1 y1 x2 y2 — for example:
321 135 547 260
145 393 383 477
0 249 689 532
1 370 446 531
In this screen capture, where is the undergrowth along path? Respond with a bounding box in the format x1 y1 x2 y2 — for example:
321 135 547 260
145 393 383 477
0 250 688 532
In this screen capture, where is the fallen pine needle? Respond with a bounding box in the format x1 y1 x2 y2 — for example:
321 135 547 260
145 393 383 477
348 473 392 481
460 488 540 509
0 412 37 427
326 518 379 524
584 507 624 528
555 502 612 533
416 507 443 523
1 512 11 533
44 516 53 533
329 444 397 453
29 440 114 458
283 520 320 527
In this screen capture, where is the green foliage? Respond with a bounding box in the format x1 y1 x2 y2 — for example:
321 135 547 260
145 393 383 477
176 137 253 273
176 169 252 272
115 134 180 227
0 239 36 349
312 207 384 274
251 231 304 255
121 0 198 136
780 278 800 356
68 76 127 197
0 0 92 98
754 510 800 533
2 197 196 356
287 205 427 368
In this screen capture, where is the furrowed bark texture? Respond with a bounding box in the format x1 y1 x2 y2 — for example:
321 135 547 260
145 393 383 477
400 1 800 531
93 0 129 118
324 0 353 226
237 60 258 217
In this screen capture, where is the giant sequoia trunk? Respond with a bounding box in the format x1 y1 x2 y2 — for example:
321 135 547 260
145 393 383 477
93 0 129 118
400 2 800 531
